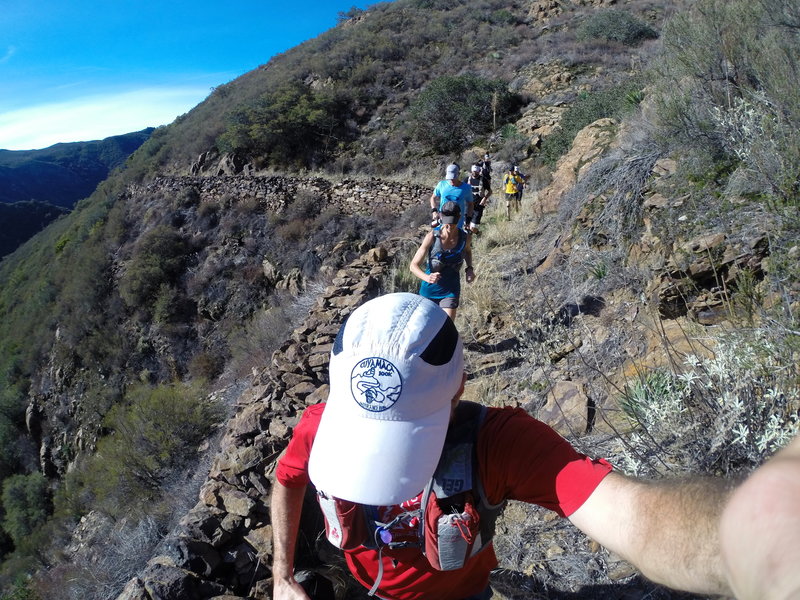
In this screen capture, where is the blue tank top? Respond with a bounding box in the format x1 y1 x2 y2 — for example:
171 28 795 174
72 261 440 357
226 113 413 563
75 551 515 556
420 227 466 300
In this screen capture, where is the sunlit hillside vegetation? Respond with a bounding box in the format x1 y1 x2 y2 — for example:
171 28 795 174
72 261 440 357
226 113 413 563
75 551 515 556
121 0 667 178
0 0 798 597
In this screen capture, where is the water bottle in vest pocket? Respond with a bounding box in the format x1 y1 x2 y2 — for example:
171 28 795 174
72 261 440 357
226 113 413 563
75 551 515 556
423 491 481 570
317 491 368 550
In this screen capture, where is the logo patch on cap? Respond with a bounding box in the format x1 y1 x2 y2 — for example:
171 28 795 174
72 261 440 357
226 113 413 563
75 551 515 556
351 357 402 412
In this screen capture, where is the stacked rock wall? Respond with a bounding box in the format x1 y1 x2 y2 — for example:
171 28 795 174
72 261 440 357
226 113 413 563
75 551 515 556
116 240 407 600
129 175 432 217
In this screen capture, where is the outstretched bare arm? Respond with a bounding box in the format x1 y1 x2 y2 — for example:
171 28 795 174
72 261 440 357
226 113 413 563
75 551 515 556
409 232 438 284
271 479 311 600
568 471 732 595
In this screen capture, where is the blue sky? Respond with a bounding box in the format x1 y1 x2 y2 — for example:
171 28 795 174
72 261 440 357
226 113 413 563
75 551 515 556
0 1 372 151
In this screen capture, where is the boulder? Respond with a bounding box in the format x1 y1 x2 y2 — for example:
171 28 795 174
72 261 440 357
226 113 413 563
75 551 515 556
537 380 592 436
537 118 619 213
141 562 228 599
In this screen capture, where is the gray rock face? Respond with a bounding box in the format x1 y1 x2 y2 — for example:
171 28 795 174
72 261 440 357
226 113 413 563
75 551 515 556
115 235 411 599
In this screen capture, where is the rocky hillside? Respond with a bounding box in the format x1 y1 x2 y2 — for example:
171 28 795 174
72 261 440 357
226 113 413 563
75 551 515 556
2 0 798 598
25 175 431 480
8 0 664 507
83 104 785 599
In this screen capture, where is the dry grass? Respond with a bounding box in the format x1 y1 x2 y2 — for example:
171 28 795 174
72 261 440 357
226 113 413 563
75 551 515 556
459 193 540 324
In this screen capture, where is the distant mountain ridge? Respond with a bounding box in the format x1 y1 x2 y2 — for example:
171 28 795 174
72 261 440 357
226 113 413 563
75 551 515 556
0 128 153 208
0 128 153 257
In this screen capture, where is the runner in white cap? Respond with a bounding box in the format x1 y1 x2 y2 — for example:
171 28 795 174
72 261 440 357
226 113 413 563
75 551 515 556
271 293 800 600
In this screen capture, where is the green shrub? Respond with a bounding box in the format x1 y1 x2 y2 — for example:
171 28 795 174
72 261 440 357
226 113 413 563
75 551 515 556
337 7 365 23
218 81 357 167
1 473 50 548
187 350 225 382
0 576 39 600
577 9 658 46
66 382 223 516
152 284 179 324
53 235 69 255
539 79 643 166
119 225 190 309
151 284 195 325
489 9 516 25
410 74 522 154
0 387 27 481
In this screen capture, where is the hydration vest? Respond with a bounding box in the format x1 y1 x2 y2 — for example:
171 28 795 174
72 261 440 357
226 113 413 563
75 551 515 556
429 227 466 273
315 402 506 593
467 174 483 199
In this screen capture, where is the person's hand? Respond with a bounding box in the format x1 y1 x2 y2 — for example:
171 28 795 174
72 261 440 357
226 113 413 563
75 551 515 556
273 576 311 600
427 272 441 284
465 267 475 283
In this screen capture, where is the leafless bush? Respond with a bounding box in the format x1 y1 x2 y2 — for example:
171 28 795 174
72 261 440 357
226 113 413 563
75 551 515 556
290 278 331 322
383 239 421 297
34 516 164 600
557 144 661 251
226 304 296 377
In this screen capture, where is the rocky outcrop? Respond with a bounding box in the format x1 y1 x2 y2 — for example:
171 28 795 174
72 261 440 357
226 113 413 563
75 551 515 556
647 230 770 322
190 151 254 176
536 118 619 213
528 0 618 22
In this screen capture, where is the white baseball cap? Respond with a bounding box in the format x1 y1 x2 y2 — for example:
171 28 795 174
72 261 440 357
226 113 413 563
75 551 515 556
308 293 464 505
445 163 460 179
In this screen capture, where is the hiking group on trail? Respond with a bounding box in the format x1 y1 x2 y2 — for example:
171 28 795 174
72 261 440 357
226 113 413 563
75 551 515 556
409 157 505 321
408 161 486 321
268 159 800 600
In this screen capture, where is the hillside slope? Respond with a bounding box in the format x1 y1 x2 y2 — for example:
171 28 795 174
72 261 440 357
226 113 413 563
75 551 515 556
0 0 798 598
97 108 796 599
116 0 663 179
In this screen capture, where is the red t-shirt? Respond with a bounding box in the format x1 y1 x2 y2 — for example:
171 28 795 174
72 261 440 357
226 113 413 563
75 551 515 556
276 403 613 600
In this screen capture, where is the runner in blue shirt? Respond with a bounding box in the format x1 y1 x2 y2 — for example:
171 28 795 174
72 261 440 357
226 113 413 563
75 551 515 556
429 163 474 230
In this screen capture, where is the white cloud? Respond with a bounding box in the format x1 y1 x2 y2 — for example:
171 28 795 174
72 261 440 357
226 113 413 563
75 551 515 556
0 86 210 150
0 46 16 63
